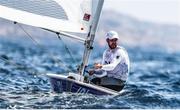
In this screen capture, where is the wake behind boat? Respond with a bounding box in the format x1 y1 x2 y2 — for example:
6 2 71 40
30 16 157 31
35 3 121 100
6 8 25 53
0 0 126 95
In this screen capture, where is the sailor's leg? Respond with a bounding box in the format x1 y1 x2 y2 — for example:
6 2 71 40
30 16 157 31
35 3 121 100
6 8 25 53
91 77 101 85
102 84 125 91
90 69 105 85
100 77 126 91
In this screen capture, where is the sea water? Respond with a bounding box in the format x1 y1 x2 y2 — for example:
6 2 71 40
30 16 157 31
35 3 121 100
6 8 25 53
0 37 179 109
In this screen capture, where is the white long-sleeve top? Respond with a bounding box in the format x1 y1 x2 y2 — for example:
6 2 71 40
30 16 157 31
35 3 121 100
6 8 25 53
101 46 130 81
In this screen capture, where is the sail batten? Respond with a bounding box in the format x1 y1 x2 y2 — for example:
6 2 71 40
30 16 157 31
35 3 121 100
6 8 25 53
0 0 68 20
0 0 95 34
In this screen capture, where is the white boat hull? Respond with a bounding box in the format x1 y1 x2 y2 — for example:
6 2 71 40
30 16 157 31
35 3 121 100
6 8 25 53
47 73 119 95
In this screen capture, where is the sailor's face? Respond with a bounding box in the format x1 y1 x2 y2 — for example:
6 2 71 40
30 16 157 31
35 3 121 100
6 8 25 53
107 38 118 49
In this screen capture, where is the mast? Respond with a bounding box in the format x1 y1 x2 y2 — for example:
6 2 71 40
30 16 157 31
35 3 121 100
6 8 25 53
79 0 104 79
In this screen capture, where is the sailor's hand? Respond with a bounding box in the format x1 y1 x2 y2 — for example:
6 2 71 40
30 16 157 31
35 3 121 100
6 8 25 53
94 63 102 69
88 69 95 76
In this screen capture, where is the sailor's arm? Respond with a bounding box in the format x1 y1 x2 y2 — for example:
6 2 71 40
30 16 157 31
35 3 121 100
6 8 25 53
93 50 107 69
101 55 121 71
95 49 122 71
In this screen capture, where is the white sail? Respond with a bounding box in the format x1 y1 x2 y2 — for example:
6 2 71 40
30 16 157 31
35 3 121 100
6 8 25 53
0 0 94 34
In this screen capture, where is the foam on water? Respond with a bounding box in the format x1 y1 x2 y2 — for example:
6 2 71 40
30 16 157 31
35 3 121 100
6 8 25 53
0 37 180 109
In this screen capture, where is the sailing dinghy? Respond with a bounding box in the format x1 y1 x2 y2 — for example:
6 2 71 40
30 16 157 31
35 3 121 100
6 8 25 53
0 0 121 95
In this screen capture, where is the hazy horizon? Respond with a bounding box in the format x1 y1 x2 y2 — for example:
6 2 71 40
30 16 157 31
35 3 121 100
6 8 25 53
104 0 180 26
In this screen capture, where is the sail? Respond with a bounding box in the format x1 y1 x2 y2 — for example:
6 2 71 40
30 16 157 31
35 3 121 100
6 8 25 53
0 0 94 34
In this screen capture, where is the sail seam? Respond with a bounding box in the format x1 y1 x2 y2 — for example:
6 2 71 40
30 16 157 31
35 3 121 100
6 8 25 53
0 0 68 20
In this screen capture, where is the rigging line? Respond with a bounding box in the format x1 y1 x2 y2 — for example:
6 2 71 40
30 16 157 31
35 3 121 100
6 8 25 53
57 34 78 64
0 55 24 68
16 23 41 47
15 23 72 72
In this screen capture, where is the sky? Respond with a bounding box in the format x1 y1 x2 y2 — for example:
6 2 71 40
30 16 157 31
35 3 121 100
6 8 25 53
104 0 180 25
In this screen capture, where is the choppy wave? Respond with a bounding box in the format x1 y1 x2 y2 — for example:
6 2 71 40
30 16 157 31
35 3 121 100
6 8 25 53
0 37 180 109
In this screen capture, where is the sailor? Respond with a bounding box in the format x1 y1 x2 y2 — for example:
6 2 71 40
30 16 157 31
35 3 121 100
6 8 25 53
88 31 130 91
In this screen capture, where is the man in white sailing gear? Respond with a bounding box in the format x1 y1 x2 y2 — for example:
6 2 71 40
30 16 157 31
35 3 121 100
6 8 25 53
88 31 130 91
